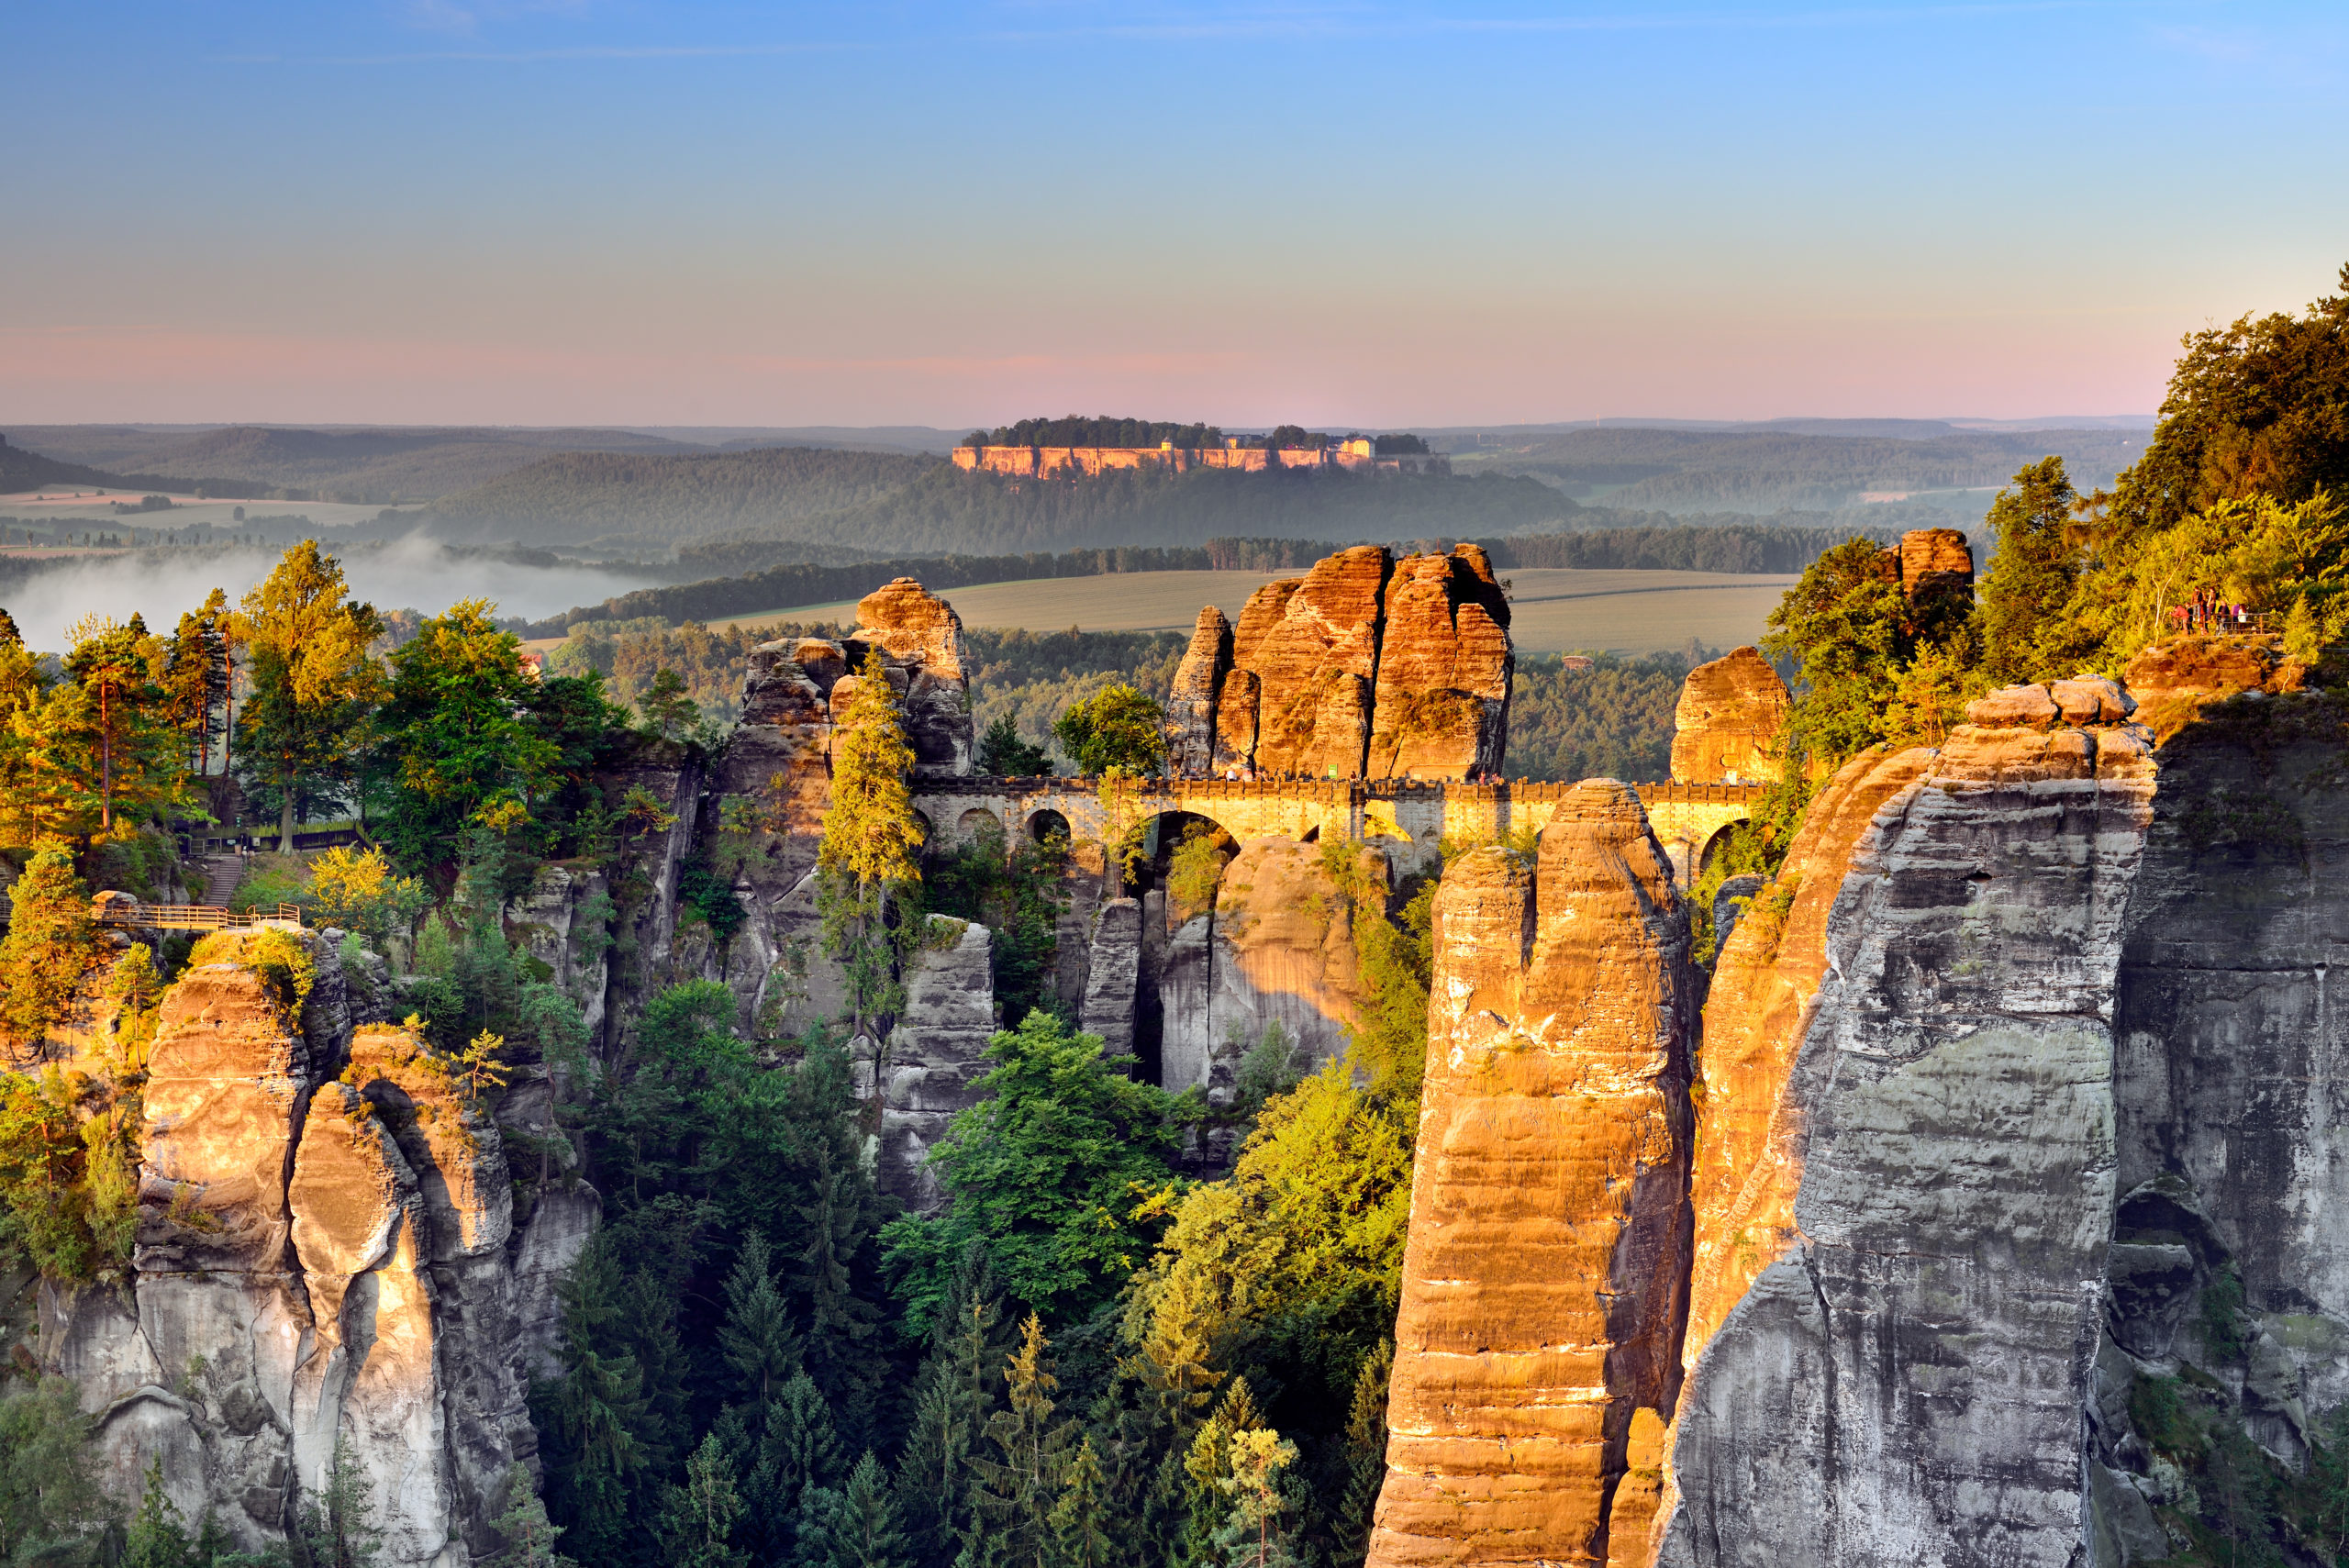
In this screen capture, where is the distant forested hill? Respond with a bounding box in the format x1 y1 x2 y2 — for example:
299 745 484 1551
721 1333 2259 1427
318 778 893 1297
436 450 1576 553
429 446 938 542
6 424 715 504
1475 426 2146 512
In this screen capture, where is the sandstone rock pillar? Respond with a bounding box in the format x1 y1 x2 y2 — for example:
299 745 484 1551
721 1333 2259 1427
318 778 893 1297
1667 648 1788 785
1369 779 1695 1568
1167 606 1233 777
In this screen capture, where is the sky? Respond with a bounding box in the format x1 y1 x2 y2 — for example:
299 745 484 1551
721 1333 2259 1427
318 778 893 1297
4 1 2345 429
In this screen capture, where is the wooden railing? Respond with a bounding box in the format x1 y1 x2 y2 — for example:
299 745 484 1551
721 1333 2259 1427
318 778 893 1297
92 900 303 932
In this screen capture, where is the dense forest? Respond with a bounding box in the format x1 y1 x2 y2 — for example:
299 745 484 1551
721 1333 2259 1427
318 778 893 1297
963 417 1226 450
428 447 939 545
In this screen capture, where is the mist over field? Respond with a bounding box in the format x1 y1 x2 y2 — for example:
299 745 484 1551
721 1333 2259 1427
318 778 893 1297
0 534 662 652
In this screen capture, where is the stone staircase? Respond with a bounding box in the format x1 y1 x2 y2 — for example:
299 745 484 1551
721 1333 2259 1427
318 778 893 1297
200 854 243 908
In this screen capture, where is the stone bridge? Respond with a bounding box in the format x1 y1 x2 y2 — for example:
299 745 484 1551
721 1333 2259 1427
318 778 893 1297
909 775 1765 885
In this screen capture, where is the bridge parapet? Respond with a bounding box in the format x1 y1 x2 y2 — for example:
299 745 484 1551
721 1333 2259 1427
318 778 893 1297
910 775 1765 884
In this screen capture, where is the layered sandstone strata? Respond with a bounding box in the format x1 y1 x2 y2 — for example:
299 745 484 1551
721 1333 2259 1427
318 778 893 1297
1368 780 1695 1568
1666 647 1788 785
1653 687 2158 1566
1245 545 1392 777
1167 606 1233 776
1896 527 1974 595
1366 546 1513 780
1208 544 1512 780
875 919 998 1211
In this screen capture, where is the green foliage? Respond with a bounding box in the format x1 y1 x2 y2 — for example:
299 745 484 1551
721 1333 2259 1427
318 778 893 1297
882 1013 1185 1335
658 1433 750 1568
1230 1024 1306 1118
924 826 1069 1029
2200 1263 2249 1363
1505 650 1701 783
1979 457 2096 684
978 715 1052 777
1052 685 1167 777
0 1068 138 1284
1343 879 1433 1107
964 1314 1074 1568
1163 826 1230 918
373 597 563 870
306 845 431 948
234 541 384 848
484 1464 577 1568
297 1438 384 1568
679 851 746 943
2115 262 2349 533
635 668 699 742
0 841 98 1051
0 1378 111 1563
820 651 924 1032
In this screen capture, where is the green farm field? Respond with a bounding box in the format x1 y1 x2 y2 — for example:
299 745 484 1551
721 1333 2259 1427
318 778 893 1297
702 567 1799 655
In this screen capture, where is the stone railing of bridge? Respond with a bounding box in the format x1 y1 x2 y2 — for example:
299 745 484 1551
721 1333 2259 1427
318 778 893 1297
908 775 1767 884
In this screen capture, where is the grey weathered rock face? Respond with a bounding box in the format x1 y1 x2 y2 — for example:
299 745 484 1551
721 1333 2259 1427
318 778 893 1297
1655 708 2160 1566
2093 696 2349 1534
876 919 997 1211
1078 897 1141 1056
55 937 587 1567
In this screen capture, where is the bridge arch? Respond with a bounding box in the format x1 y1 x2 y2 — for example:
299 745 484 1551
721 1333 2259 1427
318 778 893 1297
1025 807 1071 844
956 806 1003 841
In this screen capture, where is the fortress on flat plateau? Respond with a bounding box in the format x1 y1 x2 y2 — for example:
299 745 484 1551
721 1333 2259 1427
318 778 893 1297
952 437 1451 478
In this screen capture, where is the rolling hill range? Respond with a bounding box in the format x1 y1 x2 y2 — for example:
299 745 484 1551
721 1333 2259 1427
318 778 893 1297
1459 425 2147 510
425 445 939 543
2 424 724 503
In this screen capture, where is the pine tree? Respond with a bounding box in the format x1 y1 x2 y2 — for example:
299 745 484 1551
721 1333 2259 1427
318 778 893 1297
720 1233 804 1407
122 1457 196 1568
742 1373 850 1567
1331 1343 1393 1568
897 1251 1010 1568
823 1452 913 1568
1049 1438 1113 1568
1174 1380 1264 1568
793 1140 885 1432
660 1432 750 1568
0 842 99 1053
484 1463 578 1568
1980 456 2091 684
1208 1429 1298 1568
301 1437 385 1568
968 1315 1075 1568
233 541 385 851
817 651 922 1035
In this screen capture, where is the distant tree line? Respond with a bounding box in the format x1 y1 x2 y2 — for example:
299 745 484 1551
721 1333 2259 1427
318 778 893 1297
963 417 1226 450
1470 522 1897 573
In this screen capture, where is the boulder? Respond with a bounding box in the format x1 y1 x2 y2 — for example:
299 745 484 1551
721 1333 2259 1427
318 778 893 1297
1157 837 1380 1098
1897 528 1974 596
1079 898 1141 1056
1369 782 1695 1568
1669 647 1788 784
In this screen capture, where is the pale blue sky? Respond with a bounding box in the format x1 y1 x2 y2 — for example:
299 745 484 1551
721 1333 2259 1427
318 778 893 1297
6 2 2344 427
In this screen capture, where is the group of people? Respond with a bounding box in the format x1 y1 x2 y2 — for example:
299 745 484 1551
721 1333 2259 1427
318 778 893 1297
2171 588 2252 634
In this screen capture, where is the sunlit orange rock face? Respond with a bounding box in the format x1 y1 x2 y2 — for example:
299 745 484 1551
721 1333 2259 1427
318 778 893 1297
1367 547 1514 780
1247 545 1393 777
1368 780 1695 1568
1666 648 1788 785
